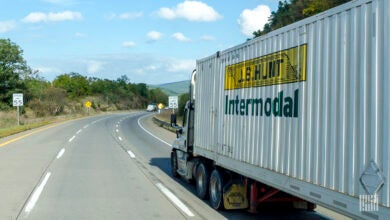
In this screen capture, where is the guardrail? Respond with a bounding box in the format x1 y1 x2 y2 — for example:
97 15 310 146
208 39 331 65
152 117 178 133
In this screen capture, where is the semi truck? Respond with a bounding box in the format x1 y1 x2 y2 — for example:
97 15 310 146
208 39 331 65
170 0 390 219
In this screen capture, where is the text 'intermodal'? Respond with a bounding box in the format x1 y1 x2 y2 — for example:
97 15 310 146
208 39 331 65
223 44 307 118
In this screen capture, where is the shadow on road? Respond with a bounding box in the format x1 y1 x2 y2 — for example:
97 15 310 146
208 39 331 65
148 157 330 220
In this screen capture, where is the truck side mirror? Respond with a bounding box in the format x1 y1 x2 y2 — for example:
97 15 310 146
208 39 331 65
170 113 177 127
176 128 183 138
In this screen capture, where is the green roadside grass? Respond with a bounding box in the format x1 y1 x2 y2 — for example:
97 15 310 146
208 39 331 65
0 114 84 139
0 121 52 139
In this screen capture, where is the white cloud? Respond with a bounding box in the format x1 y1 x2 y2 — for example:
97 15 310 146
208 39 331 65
166 59 194 72
200 35 215 41
238 5 271 37
22 11 83 23
86 60 104 73
172 33 190 42
0 20 16 33
75 32 86 38
22 13 46 23
146 65 158 71
157 1 222 22
34 66 61 74
147 31 163 41
122 41 136 48
119 12 143 20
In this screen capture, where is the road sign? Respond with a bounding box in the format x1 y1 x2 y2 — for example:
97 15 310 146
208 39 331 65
13 93 23 107
85 101 91 108
169 96 178 109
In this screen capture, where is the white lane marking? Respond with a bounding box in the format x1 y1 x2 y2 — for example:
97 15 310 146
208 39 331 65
24 172 51 214
69 136 76 142
127 150 135 158
116 124 119 128
91 118 104 125
156 183 194 217
56 148 65 159
116 129 119 133
76 129 82 134
137 115 172 147
119 137 122 141
83 125 89 129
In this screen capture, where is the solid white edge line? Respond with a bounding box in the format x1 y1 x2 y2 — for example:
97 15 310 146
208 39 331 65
119 137 122 141
69 136 76 142
24 172 51 213
156 183 194 217
137 115 172 147
56 148 65 159
127 150 135 158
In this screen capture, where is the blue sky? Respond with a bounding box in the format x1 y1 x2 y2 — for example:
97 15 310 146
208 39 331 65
0 0 278 84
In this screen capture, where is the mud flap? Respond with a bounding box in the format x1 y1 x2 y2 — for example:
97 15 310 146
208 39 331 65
223 183 249 209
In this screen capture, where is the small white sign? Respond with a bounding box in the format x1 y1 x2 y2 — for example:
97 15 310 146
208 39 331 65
169 96 178 109
359 194 379 212
13 93 23 107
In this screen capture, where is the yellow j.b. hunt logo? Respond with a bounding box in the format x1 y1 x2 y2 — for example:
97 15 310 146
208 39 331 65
224 44 307 90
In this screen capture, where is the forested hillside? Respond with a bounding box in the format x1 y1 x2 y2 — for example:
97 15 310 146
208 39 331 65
253 0 351 37
0 38 167 118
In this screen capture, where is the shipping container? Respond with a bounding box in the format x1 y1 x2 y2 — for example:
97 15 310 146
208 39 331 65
171 0 390 219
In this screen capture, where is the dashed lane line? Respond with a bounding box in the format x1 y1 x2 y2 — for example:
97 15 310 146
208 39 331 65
56 148 65 159
127 150 135 158
68 136 76 142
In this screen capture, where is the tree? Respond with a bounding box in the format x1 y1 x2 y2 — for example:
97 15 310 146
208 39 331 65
148 88 168 105
0 39 30 109
24 75 50 103
53 72 90 98
253 0 351 38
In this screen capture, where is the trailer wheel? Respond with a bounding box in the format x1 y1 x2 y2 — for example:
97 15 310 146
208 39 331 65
170 151 179 178
195 162 209 199
209 169 224 210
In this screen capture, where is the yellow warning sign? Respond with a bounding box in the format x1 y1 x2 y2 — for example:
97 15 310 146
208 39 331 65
224 44 307 90
85 101 91 108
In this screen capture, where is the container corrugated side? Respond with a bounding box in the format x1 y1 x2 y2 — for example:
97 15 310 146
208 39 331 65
194 0 390 216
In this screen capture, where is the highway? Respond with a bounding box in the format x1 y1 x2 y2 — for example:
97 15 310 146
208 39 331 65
0 112 342 219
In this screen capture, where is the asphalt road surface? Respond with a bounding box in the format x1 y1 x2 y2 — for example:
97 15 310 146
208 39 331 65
0 112 348 219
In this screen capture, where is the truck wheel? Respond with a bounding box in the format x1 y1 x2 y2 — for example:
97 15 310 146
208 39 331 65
170 151 179 178
196 162 209 199
209 169 224 210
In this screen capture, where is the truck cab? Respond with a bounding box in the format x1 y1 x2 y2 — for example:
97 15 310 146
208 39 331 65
171 70 196 181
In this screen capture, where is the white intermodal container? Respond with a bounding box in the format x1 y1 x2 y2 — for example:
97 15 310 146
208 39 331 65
193 0 389 219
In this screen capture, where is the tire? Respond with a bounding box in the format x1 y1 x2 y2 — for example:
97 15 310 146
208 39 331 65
171 151 179 178
209 169 224 210
195 162 209 199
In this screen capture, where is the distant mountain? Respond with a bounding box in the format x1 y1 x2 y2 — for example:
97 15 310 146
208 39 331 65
149 80 190 96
